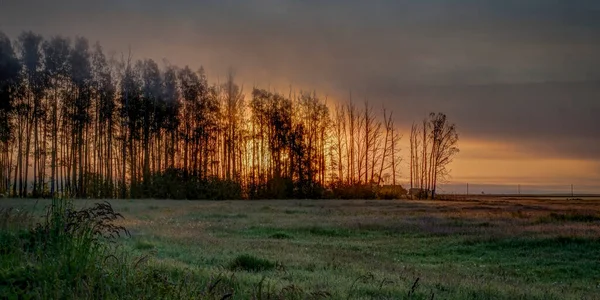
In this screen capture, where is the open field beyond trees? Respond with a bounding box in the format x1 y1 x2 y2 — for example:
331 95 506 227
1 197 600 299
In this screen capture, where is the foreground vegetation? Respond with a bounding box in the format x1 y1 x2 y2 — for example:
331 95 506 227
1 197 599 299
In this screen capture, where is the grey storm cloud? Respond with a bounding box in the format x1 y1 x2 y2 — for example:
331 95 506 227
1 0 599 160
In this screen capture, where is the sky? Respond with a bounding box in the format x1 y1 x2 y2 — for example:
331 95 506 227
1 0 599 194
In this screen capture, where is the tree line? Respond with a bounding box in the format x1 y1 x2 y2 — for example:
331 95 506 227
0 31 459 199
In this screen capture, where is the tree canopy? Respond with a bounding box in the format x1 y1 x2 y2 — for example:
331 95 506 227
0 31 458 200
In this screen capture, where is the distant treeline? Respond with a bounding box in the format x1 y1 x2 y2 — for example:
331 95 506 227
0 31 458 199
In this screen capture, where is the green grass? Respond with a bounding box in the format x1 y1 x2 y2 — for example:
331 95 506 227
0 199 201 299
1 197 600 299
205 213 248 219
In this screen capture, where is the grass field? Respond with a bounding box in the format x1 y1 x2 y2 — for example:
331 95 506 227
1 197 600 299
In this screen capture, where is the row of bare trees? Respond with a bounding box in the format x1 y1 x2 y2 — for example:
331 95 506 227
0 31 459 199
330 101 402 186
409 113 460 199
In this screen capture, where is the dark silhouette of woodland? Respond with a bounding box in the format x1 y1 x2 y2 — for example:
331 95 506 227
0 31 458 199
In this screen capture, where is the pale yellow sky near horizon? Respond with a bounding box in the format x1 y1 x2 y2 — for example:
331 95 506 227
449 139 600 187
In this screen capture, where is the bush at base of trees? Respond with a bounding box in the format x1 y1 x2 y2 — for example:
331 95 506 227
328 182 406 200
376 185 408 200
144 168 242 200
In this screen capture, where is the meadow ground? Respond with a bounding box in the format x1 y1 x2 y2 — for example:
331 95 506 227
1 196 600 299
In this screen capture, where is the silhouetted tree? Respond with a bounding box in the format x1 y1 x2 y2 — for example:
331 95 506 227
221 71 244 181
91 42 116 197
43 36 70 197
409 113 459 199
428 113 459 199
0 30 435 200
0 32 22 195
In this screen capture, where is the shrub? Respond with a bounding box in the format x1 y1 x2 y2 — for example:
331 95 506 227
134 239 155 250
144 168 243 200
0 199 129 298
376 185 407 200
228 254 275 272
305 226 352 237
269 232 293 239
329 182 377 199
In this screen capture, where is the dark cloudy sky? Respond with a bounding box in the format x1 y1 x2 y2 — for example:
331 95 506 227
2 0 599 193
